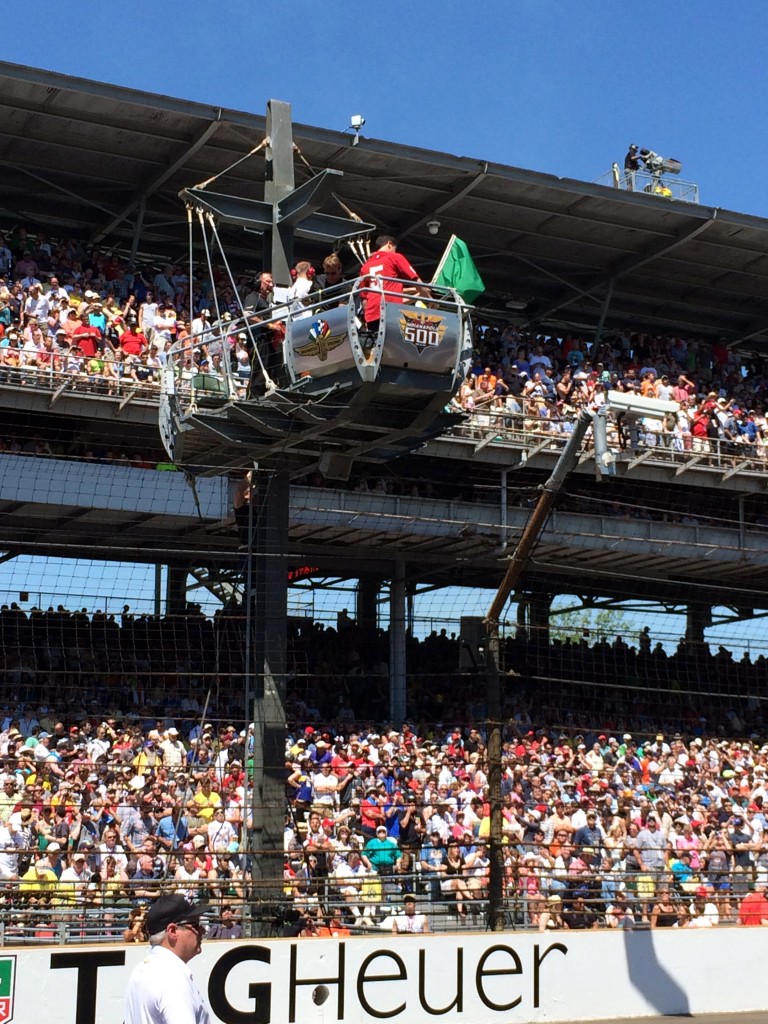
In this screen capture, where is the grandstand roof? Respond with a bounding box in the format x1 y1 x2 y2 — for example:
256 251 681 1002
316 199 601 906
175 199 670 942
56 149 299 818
4 63 768 352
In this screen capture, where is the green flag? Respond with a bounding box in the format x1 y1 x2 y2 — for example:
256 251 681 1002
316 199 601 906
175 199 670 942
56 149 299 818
432 235 485 303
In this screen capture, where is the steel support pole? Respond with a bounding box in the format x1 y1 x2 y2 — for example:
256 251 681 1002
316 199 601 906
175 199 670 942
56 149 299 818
356 575 380 633
389 562 407 724
129 197 147 270
593 278 615 349
249 469 288 931
154 565 163 617
165 566 187 617
486 619 505 931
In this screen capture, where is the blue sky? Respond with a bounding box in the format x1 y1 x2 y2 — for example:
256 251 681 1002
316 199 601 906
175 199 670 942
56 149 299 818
5 0 768 215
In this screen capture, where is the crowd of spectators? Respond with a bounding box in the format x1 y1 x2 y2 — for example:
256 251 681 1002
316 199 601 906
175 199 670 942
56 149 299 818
455 325 768 457
1 603 764 735
0 225 281 398
0 688 768 938
284 722 768 931
0 598 766 938
0 226 360 402
0 708 250 932
2 222 768 464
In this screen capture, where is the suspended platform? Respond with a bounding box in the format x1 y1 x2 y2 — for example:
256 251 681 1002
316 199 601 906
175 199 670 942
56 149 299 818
159 280 471 479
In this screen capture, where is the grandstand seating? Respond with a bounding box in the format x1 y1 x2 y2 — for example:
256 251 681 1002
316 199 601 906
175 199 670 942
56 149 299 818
2 223 768 943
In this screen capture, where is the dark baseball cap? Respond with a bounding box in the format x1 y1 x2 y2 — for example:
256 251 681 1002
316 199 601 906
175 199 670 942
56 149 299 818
146 894 210 934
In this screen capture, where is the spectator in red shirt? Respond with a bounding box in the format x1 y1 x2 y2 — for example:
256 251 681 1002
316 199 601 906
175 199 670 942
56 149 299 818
359 787 386 839
359 235 427 333
738 883 768 926
120 321 147 358
72 314 101 358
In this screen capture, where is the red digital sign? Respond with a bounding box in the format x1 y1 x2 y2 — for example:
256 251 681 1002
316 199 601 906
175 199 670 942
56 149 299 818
287 565 319 582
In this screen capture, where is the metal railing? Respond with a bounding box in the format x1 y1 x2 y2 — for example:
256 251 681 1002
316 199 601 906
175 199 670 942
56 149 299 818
594 166 700 204
452 401 768 474
0 859 748 944
1 364 765 480
0 363 163 403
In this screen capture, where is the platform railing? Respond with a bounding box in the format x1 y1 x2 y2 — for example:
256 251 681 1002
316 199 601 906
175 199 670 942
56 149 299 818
594 166 700 204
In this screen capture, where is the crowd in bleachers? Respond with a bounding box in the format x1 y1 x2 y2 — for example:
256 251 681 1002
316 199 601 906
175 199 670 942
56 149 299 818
2 223 768 461
3 223 768 938
284 720 768 931
3 603 764 732
455 326 768 456
0 601 767 937
0 224 270 398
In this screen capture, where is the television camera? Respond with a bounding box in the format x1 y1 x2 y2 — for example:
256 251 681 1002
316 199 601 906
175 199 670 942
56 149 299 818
639 149 682 179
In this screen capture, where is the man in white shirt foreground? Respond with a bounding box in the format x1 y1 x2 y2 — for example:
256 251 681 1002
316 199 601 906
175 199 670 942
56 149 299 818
124 894 212 1024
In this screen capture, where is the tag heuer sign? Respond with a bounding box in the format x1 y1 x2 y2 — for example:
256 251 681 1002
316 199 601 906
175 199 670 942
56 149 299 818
0 956 15 1024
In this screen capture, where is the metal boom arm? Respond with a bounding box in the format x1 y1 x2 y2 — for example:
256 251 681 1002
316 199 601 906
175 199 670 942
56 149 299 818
484 406 593 930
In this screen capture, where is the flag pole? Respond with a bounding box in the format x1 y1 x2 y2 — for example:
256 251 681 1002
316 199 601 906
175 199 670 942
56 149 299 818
430 233 457 285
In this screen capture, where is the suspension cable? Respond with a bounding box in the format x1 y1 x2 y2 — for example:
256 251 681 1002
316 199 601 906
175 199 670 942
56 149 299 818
195 209 237 398
193 138 268 191
330 192 371 265
187 205 195 336
206 213 275 392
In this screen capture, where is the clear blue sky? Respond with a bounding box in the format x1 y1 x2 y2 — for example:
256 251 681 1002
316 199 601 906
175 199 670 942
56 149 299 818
5 0 768 216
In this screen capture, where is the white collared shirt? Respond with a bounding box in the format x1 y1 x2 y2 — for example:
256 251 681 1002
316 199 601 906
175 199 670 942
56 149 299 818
124 944 211 1024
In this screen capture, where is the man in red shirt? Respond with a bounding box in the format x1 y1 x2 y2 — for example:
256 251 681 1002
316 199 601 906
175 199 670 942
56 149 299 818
738 883 768 926
359 235 427 332
72 313 101 358
120 321 147 358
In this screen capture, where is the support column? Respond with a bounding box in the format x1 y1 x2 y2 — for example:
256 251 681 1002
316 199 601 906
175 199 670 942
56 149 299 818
685 604 711 646
389 562 407 724
264 100 295 287
485 621 504 931
165 567 187 617
593 278 615 348
129 197 147 269
515 596 528 642
247 469 288 926
356 576 380 633
529 590 553 651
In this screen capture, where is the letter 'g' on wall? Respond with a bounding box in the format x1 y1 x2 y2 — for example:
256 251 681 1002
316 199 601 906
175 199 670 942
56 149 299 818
209 946 272 1024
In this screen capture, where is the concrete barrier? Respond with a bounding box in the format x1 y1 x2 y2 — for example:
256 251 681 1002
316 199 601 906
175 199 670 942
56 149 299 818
7 928 766 1024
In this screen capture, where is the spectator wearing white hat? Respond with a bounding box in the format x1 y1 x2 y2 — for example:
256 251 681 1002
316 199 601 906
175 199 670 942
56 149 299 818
161 728 186 769
58 849 92 906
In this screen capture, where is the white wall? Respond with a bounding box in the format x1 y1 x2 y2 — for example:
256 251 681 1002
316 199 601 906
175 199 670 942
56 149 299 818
7 929 766 1024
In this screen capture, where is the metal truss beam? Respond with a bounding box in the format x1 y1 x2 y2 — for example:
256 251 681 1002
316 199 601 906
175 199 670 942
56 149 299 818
93 113 223 243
